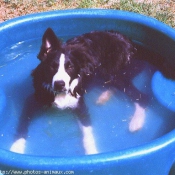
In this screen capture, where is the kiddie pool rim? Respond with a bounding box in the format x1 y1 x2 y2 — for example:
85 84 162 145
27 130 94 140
0 9 175 171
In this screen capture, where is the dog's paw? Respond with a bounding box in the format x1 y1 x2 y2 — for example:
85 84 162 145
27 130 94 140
96 90 113 105
129 103 146 132
10 138 26 154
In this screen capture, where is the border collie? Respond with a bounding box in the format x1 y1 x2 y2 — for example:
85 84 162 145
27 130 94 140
10 28 175 155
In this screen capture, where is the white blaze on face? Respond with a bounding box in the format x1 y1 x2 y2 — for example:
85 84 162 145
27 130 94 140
52 54 71 92
52 55 80 109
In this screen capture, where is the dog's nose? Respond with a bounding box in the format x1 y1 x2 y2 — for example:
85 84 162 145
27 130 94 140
54 80 65 91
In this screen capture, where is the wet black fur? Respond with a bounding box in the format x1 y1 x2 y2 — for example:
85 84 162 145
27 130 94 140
32 28 136 105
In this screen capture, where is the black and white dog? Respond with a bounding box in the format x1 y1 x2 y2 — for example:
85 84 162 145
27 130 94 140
10 28 175 155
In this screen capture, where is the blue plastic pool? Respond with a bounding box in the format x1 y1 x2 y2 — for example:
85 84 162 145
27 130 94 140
0 9 175 174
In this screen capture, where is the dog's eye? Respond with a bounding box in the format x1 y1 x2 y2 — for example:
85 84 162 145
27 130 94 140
67 65 74 70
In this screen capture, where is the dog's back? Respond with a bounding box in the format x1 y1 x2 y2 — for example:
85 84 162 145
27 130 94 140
65 31 136 76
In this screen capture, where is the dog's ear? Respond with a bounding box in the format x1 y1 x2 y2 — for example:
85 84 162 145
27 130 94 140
37 28 62 61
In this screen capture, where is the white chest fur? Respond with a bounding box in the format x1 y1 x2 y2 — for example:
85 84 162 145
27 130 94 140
53 93 79 109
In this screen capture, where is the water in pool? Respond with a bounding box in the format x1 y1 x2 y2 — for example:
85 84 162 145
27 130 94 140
0 38 175 156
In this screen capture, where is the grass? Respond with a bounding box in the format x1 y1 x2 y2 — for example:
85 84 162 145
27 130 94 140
1 0 175 28
113 0 175 28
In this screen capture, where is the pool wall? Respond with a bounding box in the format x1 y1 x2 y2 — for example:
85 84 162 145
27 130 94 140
0 9 175 174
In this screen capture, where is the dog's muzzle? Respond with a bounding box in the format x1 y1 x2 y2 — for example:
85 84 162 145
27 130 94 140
53 80 66 92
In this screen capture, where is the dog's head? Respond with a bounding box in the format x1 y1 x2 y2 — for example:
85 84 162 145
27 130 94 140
32 28 84 105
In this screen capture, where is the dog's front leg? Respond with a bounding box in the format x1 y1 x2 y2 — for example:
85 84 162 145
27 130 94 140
74 98 98 155
80 124 98 155
10 95 41 154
